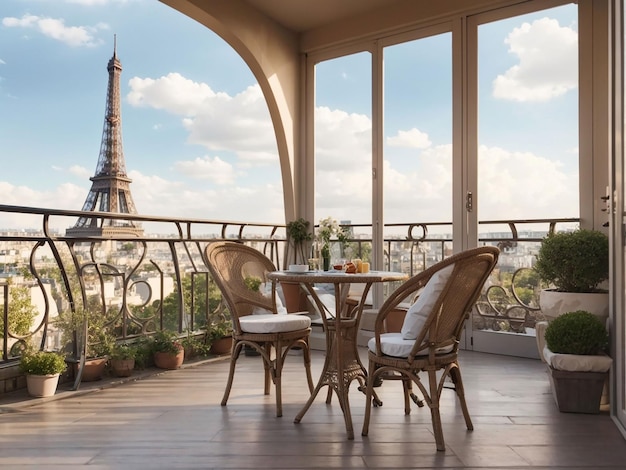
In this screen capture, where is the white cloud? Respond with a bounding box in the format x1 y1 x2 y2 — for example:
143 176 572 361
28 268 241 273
173 156 236 185
127 170 285 227
127 76 276 165
2 14 107 47
68 165 92 178
477 145 577 219
387 128 431 149
493 17 577 102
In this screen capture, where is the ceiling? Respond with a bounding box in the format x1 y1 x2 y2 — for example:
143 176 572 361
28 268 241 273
243 0 408 33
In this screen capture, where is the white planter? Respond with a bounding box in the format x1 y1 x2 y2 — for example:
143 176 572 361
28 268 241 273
539 289 609 324
536 290 609 364
26 373 60 398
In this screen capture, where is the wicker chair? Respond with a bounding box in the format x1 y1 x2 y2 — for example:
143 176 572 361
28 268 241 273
204 241 314 417
362 246 499 451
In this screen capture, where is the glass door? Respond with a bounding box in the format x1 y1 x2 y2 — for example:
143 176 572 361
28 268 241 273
468 3 579 358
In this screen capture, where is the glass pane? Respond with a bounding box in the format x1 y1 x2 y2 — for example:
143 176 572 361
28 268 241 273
383 33 452 274
314 52 372 262
476 4 578 338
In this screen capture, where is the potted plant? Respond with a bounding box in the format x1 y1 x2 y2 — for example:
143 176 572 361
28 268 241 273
19 350 67 397
180 330 212 360
109 343 137 377
534 228 609 322
543 310 612 413
286 217 313 265
150 330 185 369
54 307 115 382
208 313 233 355
283 219 313 313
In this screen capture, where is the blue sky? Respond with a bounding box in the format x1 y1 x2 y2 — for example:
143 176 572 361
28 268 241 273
0 0 579 232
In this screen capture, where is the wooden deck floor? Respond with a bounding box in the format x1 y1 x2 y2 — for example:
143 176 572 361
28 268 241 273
1 349 625 469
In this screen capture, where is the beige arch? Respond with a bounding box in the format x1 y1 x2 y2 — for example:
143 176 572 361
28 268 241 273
160 0 301 223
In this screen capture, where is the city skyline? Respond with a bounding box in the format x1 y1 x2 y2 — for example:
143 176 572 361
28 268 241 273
1 1 579 233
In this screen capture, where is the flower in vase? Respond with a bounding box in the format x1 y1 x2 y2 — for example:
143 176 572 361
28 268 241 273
317 217 348 258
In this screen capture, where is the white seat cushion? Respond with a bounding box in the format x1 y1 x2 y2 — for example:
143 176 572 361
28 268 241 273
368 333 453 358
401 264 454 340
239 313 311 334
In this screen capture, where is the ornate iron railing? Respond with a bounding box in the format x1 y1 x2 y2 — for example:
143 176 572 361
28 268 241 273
0 204 579 370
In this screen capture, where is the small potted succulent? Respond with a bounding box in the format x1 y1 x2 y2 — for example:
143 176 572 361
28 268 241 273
19 350 68 397
150 330 185 370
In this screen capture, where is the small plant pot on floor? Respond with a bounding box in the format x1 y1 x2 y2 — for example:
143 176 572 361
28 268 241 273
153 349 184 370
210 336 232 355
110 358 135 377
26 374 61 398
74 357 109 382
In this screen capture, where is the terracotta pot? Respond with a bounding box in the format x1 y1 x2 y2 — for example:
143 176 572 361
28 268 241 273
110 358 135 377
26 373 60 398
280 281 308 313
153 349 184 370
75 357 108 382
210 336 233 355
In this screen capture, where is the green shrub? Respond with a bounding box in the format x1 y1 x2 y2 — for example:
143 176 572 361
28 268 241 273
19 351 67 375
150 330 183 355
545 310 609 355
110 342 137 361
534 229 609 293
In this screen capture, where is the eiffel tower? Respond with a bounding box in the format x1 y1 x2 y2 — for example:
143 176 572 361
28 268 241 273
66 37 143 238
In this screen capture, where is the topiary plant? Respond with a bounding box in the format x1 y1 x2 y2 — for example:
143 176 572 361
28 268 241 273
534 229 608 293
19 351 68 376
286 217 313 264
544 310 609 355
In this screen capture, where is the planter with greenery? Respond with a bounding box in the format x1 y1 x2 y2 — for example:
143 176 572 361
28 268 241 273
181 330 212 360
286 217 313 265
543 310 612 414
283 219 313 313
109 343 137 377
534 228 609 322
151 330 185 369
54 307 115 382
207 312 233 355
19 350 67 397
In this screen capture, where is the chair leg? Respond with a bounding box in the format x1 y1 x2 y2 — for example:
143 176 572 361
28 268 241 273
301 340 314 393
450 363 473 430
427 368 446 451
361 360 378 436
221 341 244 406
402 378 412 415
273 341 284 418
263 343 272 396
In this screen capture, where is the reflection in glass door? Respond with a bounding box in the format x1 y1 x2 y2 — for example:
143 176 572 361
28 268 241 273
472 4 579 358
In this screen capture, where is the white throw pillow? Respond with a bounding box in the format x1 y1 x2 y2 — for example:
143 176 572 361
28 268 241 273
400 264 454 340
